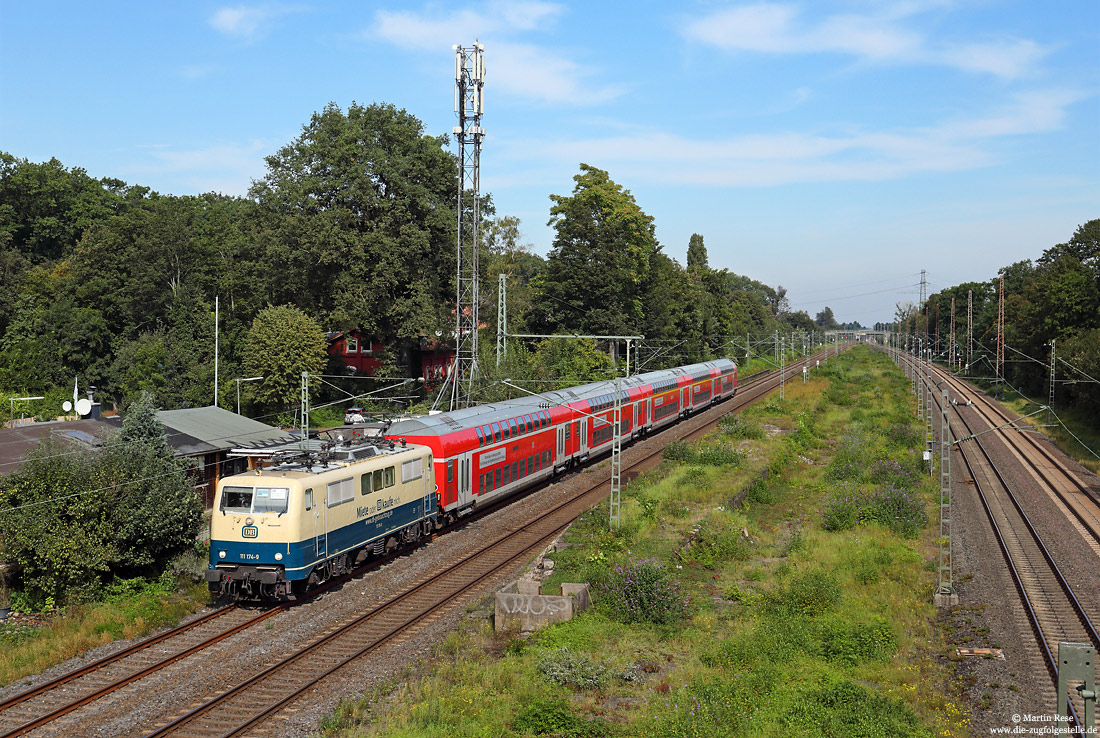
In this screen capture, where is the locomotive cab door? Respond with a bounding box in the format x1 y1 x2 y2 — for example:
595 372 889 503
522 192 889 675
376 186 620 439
306 487 326 562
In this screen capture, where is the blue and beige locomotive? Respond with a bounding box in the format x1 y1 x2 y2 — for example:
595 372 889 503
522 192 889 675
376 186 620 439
205 438 435 600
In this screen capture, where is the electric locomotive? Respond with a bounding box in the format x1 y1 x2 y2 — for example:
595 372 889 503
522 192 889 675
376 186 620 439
205 438 436 600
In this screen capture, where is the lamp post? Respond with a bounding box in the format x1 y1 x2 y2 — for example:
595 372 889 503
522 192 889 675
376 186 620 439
9 396 44 426
235 377 264 416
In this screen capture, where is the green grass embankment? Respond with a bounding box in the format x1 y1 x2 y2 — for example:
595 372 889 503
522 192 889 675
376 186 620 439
317 346 969 738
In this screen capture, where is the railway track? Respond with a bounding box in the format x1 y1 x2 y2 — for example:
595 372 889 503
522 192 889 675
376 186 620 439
0 351 832 737
892 349 1100 724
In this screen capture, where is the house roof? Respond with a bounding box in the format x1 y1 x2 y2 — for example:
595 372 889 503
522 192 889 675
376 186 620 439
152 406 294 456
0 418 117 477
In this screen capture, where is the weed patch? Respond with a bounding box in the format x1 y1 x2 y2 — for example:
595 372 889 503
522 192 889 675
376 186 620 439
595 559 689 626
536 646 609 690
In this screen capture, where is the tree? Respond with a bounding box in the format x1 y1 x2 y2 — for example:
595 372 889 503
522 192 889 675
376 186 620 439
686 233 708 272
815 306 838 329
102 392 203 570
249 102 460 342
529 164 658 336
0 393 201 604
242 305 327 408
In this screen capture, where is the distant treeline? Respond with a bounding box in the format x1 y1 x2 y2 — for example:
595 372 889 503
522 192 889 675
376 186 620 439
895 220 1099 411
2 102 849 417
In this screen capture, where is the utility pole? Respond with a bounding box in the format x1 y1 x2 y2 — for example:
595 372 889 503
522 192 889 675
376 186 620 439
447 42 486 410
496 273 507 367
949 297 956 371
610 375 622 530
780 337 786 401
300 371 310 451
935 388 957 606
997 274 1005 399
967 289 973 371
1048 339 1056 425
919 269 927 334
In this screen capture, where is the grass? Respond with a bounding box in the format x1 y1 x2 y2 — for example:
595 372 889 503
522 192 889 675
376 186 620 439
0 574 210 689
315 346 970 738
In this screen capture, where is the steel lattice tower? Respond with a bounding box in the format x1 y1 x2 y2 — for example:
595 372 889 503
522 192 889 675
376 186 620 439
967 289 973 369
949 297 956 370
448 43 486 410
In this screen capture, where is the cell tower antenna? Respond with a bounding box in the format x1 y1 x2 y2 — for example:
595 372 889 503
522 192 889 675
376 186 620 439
441 41 486 411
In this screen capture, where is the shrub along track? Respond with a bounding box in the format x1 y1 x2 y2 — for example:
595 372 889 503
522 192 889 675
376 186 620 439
0 348 834 738
891 348 1100 726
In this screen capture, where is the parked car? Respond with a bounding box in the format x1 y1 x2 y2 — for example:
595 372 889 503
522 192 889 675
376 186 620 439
344 407 366 425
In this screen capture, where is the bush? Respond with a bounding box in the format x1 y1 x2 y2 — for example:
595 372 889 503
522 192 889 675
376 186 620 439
820 617 898 665
596 559 689 626
786 680 932 737
821 489 861 532
825 433 866 481
870 459 919 489
536 647 609 689
822 486 928 538
692 445 745 467
745 476 778 504
764 570 840 616
512 696 609 737
719 415 764 439
687 522 753 568
886 422 922 449
663 440 690 462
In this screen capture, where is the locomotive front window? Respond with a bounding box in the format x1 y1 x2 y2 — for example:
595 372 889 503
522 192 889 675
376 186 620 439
253 487 289 514
221 486 253 513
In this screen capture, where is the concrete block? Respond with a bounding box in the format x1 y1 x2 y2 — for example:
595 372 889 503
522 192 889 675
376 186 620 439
933 592 959 608
516 579 542 596
495 582 591 632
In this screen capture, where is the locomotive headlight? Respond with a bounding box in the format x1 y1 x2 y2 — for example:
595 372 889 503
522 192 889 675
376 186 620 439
274 552 283 561
218 550 226 559
245 517 254 526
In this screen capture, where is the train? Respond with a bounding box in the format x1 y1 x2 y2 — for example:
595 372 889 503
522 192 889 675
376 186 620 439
205 358 736 600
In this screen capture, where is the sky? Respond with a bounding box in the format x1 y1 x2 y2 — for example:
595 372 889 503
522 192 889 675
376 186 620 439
1 1 1097 327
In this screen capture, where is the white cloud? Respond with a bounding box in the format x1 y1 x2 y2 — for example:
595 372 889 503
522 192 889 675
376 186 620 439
370 2 619 105
209 5 304 39
682 3 1049 79
492 87 1087 187
124 141 271 196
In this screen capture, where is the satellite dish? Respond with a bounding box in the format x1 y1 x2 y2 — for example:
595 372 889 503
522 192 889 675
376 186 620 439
63 400 73 413
76 398 92 417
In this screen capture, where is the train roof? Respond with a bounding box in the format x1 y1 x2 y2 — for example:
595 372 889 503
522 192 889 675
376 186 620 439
225 439 427 481
389 359 735 438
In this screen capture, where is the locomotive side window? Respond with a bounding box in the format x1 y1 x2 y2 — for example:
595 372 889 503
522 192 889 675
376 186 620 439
372 469 384 491
327 477 354 507
361 473 373 495
253 487 289 514
221 486 253 514
305 488 313 511
384 466 395 488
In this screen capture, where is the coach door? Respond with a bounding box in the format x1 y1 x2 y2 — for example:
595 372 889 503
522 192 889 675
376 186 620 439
682 387 690 413
458 452 473 507
557 426 566 467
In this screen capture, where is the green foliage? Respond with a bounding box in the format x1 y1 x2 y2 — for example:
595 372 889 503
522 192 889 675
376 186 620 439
596 558 689 626
663 440 690 462
821 486 928 538
531 164 657 337
685 521 754 568
0 394 201 605
819 617 898 666
512 697 609 737
242 304 327 409
825 433 866 481
763 570 841 617
786 680 932 737
536 647 609 690
662 440 744 467
718 414 764 439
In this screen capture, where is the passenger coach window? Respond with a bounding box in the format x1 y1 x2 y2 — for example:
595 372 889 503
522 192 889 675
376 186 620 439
508 419 518 436
525 415 533 432
221 486 253 513
475 427 485 446
492 422 502 442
